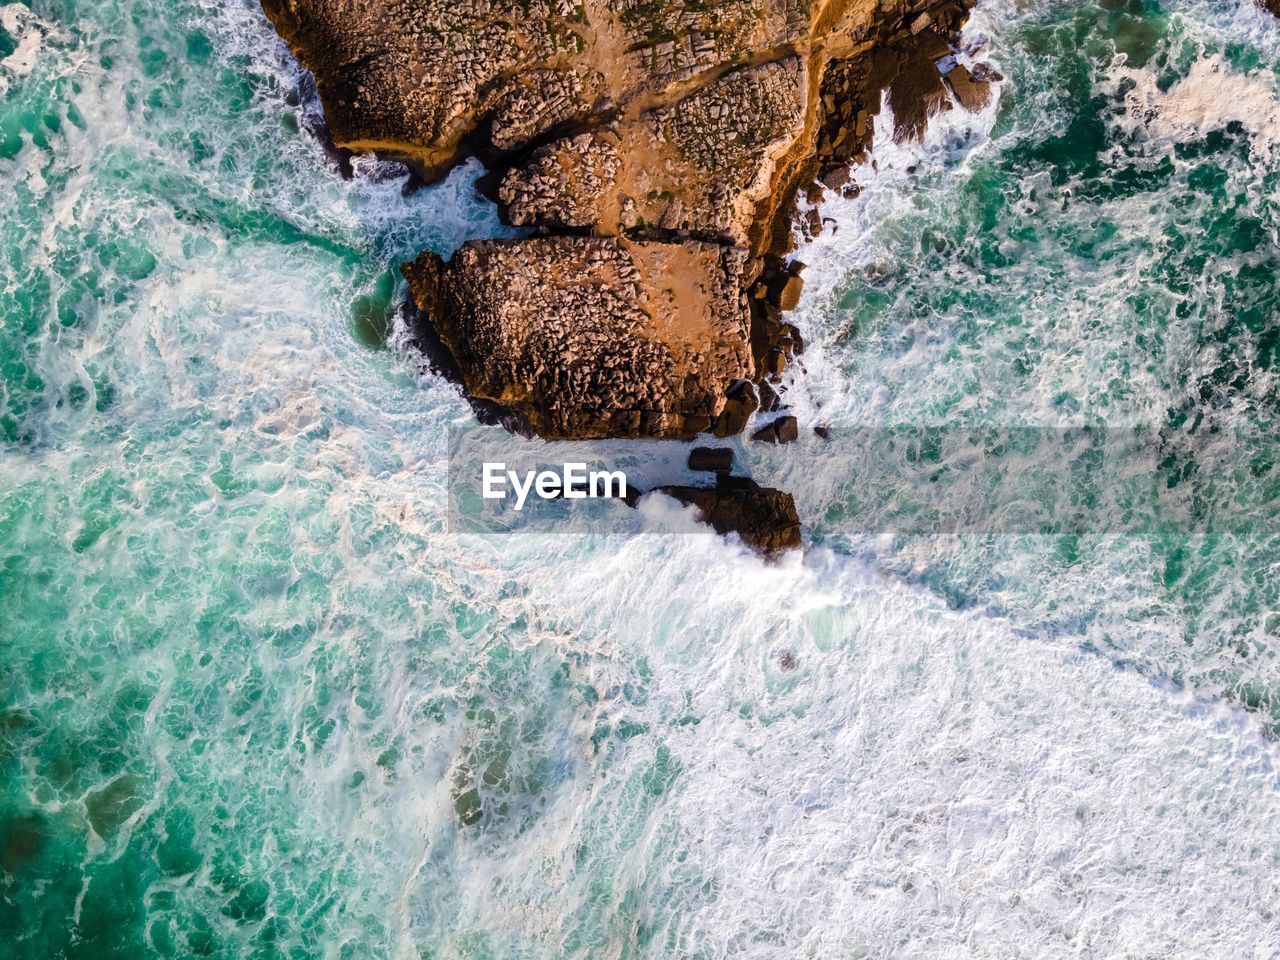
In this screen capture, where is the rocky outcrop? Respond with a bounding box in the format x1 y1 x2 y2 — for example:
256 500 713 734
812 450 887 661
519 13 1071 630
263 0 1002 554
642 476 803 558
262 0 994 440
401 235 754 438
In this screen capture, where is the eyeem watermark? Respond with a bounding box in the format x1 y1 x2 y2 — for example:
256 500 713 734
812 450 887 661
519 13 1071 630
450 423 1280 535
482 462 628 511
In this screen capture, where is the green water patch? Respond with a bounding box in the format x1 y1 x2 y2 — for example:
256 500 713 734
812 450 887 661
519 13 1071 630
0 21 15 61
349 269 398 350
447 635 590 833
0 459 541 956
0 0 542 955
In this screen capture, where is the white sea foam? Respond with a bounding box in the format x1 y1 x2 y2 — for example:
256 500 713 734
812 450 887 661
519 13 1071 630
1175 0 1280 58
0 4 49 89
215 2 1280 953
759 40 1005 444
1105 52 1280 158
484 540 1280 958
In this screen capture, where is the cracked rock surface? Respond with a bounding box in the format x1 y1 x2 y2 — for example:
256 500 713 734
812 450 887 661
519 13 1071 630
263 0 991 439
402 236 753 439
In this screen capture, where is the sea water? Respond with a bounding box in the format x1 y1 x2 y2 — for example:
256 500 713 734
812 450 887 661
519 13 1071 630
1 0 1279 957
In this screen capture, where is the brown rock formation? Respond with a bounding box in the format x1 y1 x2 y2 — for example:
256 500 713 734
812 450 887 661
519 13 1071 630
644 476 803 558
401 236 753 438
262 0 993 441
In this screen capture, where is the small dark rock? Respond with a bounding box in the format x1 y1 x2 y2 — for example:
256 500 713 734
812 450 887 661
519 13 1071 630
778 649 799 671
889 43 951 141
780 323 805 355
689 447 734 473
758 380 781 414
804 207 822 238
765 349 787 377
820 166 850 191
915 29 952 61
944 63 992 113
752 415 799 445
970 62 1004 83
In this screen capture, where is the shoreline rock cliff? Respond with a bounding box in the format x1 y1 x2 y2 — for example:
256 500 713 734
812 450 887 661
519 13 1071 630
262 0 992 440
261 0 997 552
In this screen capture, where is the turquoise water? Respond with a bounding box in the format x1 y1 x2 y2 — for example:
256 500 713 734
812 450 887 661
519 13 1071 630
781 0 1280 728
2 0 1280 957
